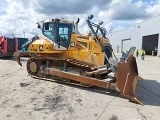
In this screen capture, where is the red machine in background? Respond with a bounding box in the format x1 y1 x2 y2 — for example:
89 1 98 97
0 36 18 58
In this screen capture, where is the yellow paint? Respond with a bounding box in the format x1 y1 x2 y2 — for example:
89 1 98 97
28 32 106 67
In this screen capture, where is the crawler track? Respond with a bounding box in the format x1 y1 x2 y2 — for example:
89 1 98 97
27 56 97 76
26 56 112 89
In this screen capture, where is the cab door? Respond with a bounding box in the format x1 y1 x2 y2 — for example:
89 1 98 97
55 24 71 50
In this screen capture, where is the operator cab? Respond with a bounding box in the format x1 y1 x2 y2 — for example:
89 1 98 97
42 19 75 50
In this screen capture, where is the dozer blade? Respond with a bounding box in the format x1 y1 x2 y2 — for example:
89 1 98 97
15 51 29 66
116 55 144 105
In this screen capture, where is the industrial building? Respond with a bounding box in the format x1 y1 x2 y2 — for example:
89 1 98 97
107 15 160 56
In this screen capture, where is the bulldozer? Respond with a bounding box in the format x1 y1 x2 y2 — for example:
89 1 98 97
17 15 143 105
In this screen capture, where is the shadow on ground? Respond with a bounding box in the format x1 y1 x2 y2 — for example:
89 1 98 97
136 79 160 106
35 76 160 106
36 77 120 99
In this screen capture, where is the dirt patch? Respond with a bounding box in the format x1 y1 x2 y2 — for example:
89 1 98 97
109 114 118 120
33 94 71 112
20 82 30 87
75 99 83 106
6 114 12 117
13 104 23 108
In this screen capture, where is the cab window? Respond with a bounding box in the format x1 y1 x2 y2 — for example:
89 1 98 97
58 24 70 48
43 22 55 41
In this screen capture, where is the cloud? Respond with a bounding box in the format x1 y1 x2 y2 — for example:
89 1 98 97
99 0 152 20
97 0 160 33
111 25 125 32
0 0 111 37
0 0 160 38
136 19 144 23
0 0 45 37
146 1 160 16
32 0 110 15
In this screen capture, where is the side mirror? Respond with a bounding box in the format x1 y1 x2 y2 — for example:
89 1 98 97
37 23 41 29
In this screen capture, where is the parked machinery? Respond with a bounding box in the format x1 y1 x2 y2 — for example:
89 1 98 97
0 36 18 58
15 35 39 57
17 15 143 105
17 38 28 51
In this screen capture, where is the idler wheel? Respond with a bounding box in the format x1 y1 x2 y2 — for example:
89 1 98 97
27 58 39 75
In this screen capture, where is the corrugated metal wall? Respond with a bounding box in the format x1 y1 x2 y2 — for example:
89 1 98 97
107 15 160 56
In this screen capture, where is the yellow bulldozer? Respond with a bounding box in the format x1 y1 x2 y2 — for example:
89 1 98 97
17 15 143 105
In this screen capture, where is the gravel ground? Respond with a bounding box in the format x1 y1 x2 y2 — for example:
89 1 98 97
0 55 160 120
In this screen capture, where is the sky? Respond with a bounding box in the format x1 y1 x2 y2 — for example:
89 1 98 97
0 0 160 38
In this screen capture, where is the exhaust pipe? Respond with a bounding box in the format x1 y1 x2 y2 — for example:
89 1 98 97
75 18 80 34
